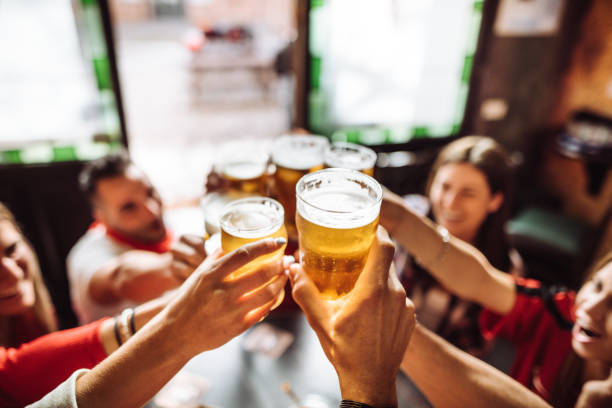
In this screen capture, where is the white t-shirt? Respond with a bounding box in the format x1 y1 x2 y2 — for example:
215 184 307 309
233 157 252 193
26 369 88 408
67 226 138 324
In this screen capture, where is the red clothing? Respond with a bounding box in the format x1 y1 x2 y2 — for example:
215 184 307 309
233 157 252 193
89 221 174 254
0 318 109 407
480 277 575 401
7 312 51 349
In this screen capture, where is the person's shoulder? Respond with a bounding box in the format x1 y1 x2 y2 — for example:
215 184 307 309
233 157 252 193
70 227 118 253
67 227 126 268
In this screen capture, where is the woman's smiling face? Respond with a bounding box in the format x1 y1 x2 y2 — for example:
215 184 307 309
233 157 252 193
573 260 612 363
429 163 503 244
0 220 36 316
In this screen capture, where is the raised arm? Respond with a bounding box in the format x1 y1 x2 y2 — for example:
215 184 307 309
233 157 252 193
89 234 207 304
89 250 176 304
3 279 194 406
290 227 415 407
402 325 551 408
381 189 515 315
75 238 288 408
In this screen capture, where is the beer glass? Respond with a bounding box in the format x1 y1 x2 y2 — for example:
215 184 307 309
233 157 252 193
271 134 329 239
220 197 287 307
216 143 269 194
324 142 377 176
296 168 382 299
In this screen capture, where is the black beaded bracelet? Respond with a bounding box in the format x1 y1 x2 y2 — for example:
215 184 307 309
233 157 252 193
113 317 123 347
340 400 396 408
129 308 136 335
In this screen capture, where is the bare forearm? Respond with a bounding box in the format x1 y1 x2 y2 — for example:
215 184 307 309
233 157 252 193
90 251 178 304
77 309 189 408
113 251 179 302
388 205 514 314
401 325 550 408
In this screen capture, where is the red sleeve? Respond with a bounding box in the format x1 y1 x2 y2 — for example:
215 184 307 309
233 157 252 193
479 277 575 343
0 318 109 407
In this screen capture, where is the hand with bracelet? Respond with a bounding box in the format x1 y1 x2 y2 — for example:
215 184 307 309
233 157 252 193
288 227 416 408
24 238 290 408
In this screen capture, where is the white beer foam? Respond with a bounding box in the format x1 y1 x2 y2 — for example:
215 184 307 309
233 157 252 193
298 189 379 229
221 203 283 238
271 135 328 170
324 143 377 170
222 161 266 180
274 153 323 171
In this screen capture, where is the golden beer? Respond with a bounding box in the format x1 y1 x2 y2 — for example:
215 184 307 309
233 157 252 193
324 142 377 176
216 143 269 194
221 160 267 194
296 169 382 299
271 135 329 240
220 197 287 277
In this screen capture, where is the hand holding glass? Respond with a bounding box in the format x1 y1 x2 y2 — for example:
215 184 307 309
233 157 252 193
296 168 382 299
220 197 287 307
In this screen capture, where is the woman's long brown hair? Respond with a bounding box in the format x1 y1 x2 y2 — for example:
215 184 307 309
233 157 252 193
0 203 57 347
426 136 515 271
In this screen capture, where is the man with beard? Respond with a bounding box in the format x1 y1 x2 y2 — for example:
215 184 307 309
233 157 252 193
68 151 206 324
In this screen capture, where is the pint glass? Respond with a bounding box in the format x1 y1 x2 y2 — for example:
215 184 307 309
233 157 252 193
220 198 287 311
271 134 329 239
324 142 377 176
220 197 287 272
296 168 382 299
216 143 269 194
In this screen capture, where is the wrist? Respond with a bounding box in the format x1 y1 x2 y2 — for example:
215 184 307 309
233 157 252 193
147 306 194 364
339 376 397 407
340 400 397 408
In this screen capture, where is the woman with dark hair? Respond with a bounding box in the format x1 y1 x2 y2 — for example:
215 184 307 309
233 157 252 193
425 135 514 269
383 188 612 407
397 135 518 356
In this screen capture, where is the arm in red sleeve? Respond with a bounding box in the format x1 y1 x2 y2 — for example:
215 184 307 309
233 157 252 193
0 318 109 407
480 277 575 343
480 277 541 342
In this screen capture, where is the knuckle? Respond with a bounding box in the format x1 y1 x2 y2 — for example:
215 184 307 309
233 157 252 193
380 241 396 260
258 238 277 253
392 290 406 305
182 234 199 245
405 299 416 315
264 284 277 301
234 246 251 260
291 279 305 297
212 287 227 299
169 245 180 257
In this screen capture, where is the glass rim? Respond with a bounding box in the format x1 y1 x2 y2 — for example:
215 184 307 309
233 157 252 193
216 141 270 165
270 134 329 167
324 142 377 170
295 168 383 215
218 152 269 166
219 196 285 234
